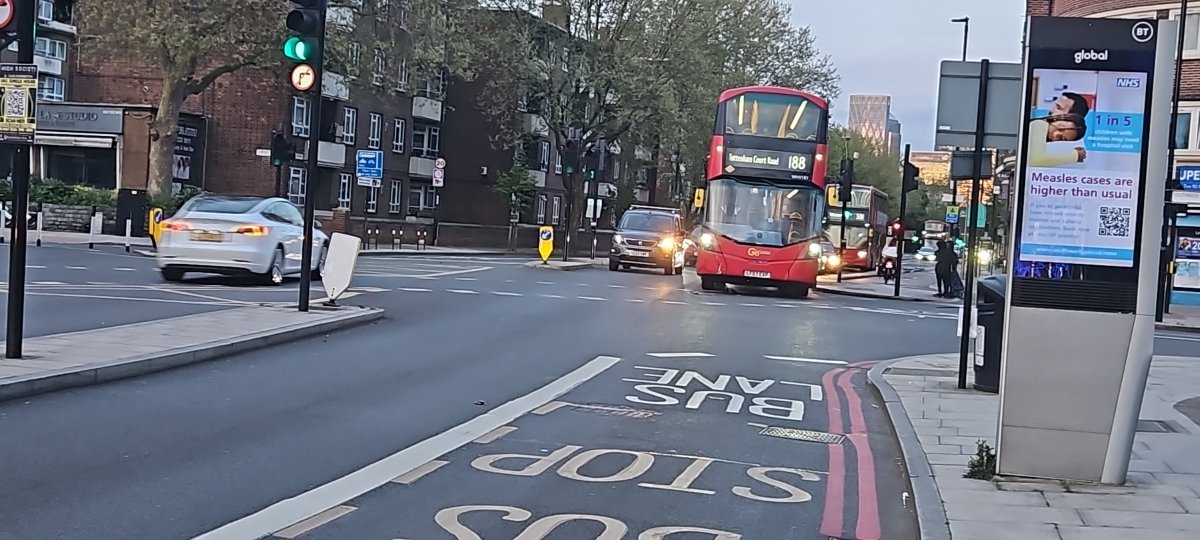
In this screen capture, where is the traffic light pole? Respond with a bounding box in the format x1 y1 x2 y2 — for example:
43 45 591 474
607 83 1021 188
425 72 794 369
297 1 327 313
589 138 605 260
894 144 912 298
836 158 853 283
5 0 36 359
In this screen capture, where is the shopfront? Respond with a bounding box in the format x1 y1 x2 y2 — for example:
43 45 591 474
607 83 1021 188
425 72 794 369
35 103 123 188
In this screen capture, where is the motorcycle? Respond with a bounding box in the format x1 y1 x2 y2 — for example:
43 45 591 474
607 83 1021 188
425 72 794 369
881 257 897 284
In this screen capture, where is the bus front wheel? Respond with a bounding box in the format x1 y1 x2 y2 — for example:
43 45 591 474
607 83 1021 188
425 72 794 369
700 276 724 292
783 284 809 298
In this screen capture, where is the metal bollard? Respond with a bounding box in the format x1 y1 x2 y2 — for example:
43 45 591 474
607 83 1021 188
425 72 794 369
124 218 132 253
35 211 43 247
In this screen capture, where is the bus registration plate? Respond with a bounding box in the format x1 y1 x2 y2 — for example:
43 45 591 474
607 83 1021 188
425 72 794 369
744 270 770 279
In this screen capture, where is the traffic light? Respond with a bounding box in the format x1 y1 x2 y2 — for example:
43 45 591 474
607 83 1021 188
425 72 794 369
839 158 854 194
911 233 921 244
563 140 579 173
890 220 903 237
902 161 920 193
284 0 324 91
270 132 293 167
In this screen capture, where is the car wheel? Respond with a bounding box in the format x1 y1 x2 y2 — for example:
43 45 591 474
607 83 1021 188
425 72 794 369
700 276 724 291
609 259 620 271
310 243 327 281
161 268 184 282
263 247 284 286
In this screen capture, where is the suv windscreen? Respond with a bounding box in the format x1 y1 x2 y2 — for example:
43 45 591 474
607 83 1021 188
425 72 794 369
619 212 675 233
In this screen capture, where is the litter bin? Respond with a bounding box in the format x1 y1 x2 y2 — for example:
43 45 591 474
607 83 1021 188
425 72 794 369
973 275 1007 393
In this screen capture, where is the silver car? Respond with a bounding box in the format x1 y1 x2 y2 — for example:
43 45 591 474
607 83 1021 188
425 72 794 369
156 195 328 284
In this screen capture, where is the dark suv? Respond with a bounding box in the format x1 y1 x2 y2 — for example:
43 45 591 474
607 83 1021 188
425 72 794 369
609 206 686 275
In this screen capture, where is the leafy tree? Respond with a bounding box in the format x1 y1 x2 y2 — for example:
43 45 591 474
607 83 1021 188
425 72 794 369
76 0 461 196
494 150 539 217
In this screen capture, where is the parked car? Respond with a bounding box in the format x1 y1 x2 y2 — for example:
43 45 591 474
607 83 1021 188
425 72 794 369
155 195 328 284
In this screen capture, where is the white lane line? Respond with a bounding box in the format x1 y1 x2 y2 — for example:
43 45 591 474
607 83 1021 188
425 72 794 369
661 300 687 305
113 267 137 271
492 291 523 297
578 296 606 301
774 304 797 308
31 281 66 285
537 281 555 285
454 277 478 281
273 505 357 539
609 284 626 288
26 265 45 269
739 303 765 307
577 283 590 287
472 426 518 444
1156 332 1200 342
418 266 493 278
398 287 432 292
763 355 849 365
702 302 727 306
87 281 115 285
389 460 449 485
66 266 87 270
539 294 565 299
647 352 715 358
641 286 656 290
626 298 645 303
192 355 622 540
446 289 478 295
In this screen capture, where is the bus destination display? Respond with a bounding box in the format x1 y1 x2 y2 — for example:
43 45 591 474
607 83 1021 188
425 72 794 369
724 147 811 177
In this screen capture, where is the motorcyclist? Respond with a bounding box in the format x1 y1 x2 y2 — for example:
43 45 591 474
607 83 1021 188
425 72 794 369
881 240 899 282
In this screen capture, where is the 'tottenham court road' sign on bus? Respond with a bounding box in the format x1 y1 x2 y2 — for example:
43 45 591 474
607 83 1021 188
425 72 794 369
723 147 812 180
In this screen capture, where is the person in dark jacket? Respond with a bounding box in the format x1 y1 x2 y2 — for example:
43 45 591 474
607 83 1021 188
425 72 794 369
934 240 959 297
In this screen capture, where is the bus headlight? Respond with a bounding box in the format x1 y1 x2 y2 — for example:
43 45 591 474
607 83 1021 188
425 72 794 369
857 250 868 259
700 232 717 251
807 242 823 258
977 249 993 264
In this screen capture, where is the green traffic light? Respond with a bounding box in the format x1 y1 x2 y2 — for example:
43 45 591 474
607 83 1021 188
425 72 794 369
283 36 312 61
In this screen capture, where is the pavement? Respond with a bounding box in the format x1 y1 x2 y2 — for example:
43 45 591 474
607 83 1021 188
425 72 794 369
0 303 382 401
818 264 957 304
870 353 1200 540
0 240 1196 538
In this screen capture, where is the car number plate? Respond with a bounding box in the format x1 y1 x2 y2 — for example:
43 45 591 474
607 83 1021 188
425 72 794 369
190 231 224 242
744 271 771 279
628 250 650 257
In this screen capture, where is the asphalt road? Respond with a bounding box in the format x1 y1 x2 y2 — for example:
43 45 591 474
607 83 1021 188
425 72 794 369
0 247 1195 539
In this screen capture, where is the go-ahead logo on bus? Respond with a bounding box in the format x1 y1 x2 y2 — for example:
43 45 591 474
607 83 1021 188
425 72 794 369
747 247 772 257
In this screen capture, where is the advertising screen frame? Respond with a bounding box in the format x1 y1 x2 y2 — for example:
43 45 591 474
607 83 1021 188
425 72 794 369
1009 17 1160 314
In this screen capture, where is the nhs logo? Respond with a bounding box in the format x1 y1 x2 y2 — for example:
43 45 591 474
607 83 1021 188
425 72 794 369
1115 77 1141 88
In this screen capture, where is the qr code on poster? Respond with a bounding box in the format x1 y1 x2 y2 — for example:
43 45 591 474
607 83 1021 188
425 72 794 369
1098 206 1132 237
4 89 28 118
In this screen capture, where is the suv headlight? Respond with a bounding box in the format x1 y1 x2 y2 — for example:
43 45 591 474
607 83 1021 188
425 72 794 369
613 234 624 245
658 237 676 250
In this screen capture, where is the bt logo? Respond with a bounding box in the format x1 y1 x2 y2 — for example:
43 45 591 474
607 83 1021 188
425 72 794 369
1074 49 1109 63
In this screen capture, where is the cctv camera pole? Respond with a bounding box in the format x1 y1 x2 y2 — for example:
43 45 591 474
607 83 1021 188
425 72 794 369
297 1 327 313
5 0 36 358
958 59 990 389
1158 0 1189 321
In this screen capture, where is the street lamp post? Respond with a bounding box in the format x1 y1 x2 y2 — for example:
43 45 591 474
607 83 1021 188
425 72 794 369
952 17 970 62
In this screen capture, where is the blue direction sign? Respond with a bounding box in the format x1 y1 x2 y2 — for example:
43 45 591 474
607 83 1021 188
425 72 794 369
356 149 383 179
946 205 960 224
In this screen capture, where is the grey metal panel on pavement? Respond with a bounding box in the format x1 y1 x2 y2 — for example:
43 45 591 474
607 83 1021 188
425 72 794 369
868 357 953 540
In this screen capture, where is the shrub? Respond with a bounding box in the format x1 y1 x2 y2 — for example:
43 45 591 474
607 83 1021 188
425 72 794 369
964 440 997 480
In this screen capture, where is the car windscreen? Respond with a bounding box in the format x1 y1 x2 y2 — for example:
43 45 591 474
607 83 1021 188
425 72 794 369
620 213 675 233
185 198 262 214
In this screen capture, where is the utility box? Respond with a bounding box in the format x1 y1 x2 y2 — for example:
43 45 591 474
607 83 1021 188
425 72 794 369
116 188 149 237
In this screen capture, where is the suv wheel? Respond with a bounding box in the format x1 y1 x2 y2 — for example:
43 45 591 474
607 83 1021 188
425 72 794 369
609 259 620 271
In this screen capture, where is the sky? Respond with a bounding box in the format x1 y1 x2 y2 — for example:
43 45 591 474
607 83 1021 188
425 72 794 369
793 0 1027 151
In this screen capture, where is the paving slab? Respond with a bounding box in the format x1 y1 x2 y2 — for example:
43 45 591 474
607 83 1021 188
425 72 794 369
0 303 383 402
869 353 1200 539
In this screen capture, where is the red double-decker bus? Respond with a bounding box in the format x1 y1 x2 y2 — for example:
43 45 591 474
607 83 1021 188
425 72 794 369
695 86 829 297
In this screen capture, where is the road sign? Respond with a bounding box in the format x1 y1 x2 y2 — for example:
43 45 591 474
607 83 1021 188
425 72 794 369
538 226 554 263
290 64 316 91
946 205 960 224
434 157 446 169
432 167 445 187
694 187 706 209
0 64 37 144
0 0 14 31
356 149 383 179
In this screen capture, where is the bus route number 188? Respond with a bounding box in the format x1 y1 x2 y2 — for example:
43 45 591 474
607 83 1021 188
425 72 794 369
787 155 807 171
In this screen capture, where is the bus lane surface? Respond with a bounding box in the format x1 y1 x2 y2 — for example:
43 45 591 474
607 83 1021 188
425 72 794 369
266 351 917 540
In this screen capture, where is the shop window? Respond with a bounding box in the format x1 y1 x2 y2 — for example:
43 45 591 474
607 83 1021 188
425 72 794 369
44 146 117 189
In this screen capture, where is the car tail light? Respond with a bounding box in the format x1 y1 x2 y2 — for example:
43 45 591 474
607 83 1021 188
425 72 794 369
163 220 191 231
231 225 269 236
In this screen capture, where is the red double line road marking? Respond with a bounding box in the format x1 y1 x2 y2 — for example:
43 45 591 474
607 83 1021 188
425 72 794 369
819 367 882 540
819 368 846 538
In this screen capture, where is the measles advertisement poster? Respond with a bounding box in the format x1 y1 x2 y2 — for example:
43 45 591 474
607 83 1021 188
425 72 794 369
1017 68 1147 268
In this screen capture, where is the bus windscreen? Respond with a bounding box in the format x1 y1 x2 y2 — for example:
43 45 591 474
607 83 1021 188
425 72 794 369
706 179 824 247
724 93 822 141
